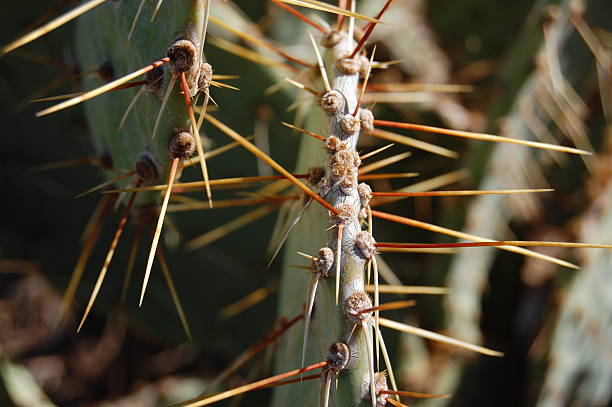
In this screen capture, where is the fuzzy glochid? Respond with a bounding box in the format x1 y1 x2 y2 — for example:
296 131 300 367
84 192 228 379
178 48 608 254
145 66 165 95
355 231 376 260
169 130 196 159
361 372 389 407
343 291 373 325
167 38 198 75
134 152 160 184
198 62 213 92
315 247 335 276
326 341 353 373
320 90 346 115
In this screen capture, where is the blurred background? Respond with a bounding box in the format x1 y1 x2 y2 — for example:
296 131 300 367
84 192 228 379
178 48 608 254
0 0 611 406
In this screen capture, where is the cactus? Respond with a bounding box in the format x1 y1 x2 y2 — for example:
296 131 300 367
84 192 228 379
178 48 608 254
1 1 611 407
273 27 379 406
75 0 205 189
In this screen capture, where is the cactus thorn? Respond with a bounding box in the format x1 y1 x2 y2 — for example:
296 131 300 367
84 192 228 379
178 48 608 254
77 180 142 332
75 170 136 199
372 120 592 155
140 156 181 307
37 58 170 117
179 71 213 208
2 0 109 56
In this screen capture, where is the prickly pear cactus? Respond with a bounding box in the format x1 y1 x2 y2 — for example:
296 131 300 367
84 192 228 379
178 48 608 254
76 0 206 195
4 1 612 407
272 31 376 406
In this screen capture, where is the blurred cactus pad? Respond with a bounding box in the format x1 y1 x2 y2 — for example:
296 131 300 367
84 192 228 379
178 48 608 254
0 0 611 406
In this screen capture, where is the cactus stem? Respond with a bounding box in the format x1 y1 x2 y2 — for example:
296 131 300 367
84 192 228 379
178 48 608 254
77 180 142 332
